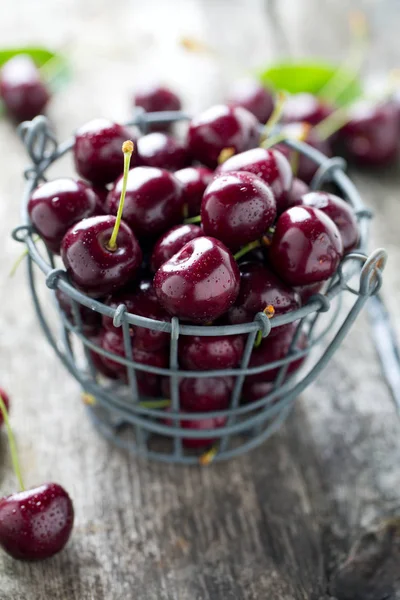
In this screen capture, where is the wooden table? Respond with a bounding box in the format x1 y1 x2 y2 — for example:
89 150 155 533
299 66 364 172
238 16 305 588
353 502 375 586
1 1 400 598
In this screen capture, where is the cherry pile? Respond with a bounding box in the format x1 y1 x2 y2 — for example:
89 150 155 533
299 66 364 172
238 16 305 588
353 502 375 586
26 84 362 450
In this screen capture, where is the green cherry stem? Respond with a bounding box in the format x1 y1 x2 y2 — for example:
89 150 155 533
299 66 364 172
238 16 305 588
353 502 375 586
314 106 350 140
261 91 287 142
184 214 202 224
0 394 25 492
233 239 262 262
107 140 134 251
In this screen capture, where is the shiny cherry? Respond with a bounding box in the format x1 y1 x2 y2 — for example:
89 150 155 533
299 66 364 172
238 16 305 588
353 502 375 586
154 236 240 323
162 376 233 411
61 215 142 297
248 324 307 383
336 99 399 166
0 483 74 561
269 206 343 286
187 104 259 168
0 388 10 427
133 83 181 132
101 329 168 377
28 178 98 253
302 191 360 252
0 55 49 122
56 289 101 335
150 224 203 272
294 281 325 304
179 334 244 370
175 166 213 217
286 177 309 208
201 171 276 251
226 262 300 335
74 119 137 185
216 147 292 213
103 280 170 351
276 123 332 184
227 78 274 123
281 93 332 126
106 166 183 239
91 186 110 216
137 132 188 170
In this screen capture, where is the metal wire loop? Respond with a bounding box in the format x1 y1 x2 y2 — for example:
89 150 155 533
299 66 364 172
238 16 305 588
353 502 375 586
310 157 347 190
113 304 127 328
45 268 66 290
355 208 373 220
11 225 33 243
308 293 330 313
255 311 272 338
359 248 387 297
18 115 58 167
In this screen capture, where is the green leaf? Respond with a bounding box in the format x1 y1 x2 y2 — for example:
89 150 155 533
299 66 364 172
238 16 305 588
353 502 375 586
258 60 362 106
0 47 70 91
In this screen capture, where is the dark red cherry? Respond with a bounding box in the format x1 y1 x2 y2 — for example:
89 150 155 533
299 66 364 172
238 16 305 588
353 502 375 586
175 166 213 217
103 280 170 351
162 376 233 411
106 167 183 239
74 119 137 185
281 93 332 126
137 132 189 170
276 123 332 184
179 334 244 370
154 236 240 323
336 99 399 166
226 262 300 336
60 215 142 297
28 179 98 254
187 104 260 168
56 289 101 335
133 83 181 132
0 388 10 427
294 281 325 304
227 78 274 123
201 171 276 251
150 224 203 272
241 380 274 404
87 331 120 379
216 147 292 213
302 191 359 252
91 186 110 216
0 55 49 122
248 324 307 383
269 206 343 286
101 329 168 377
286 177 309 209
0 483 74 561
137 373 162 397
179 415 227 449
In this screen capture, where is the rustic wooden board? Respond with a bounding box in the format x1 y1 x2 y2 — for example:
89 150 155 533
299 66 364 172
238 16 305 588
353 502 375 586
1 0 400 598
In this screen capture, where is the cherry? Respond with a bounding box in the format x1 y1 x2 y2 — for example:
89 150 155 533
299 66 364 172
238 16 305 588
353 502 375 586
101 329 168 377
248 324 307 383
335 99 399 166
87 331 119 379
74 119 137 186
137 132 189 171
176 415 227 449
227 78 274 124
28 179 98 254
0 396 74 561
294 281 325 304
56 289 101 335
161 376 233 411
179 334 244 370
216 147 292 214
0 55 50 122
137 374 162 398
150 224 203 272
226 262 300 336
201 171 276 251
61 142 142 297
154 236 240 323
302 191 360 252
241 380 274 404
187 104 260 168
281 93 332 126
175 166 213 217
103 280 170 351
133 82 181 132
106 166 183 239
276 123 332 184
91 186 110 216
269 206 343 286
0 388 10 427
286 177 309 208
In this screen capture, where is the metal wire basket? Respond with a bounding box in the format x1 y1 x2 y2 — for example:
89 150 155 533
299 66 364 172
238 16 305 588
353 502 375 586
13 112 387 464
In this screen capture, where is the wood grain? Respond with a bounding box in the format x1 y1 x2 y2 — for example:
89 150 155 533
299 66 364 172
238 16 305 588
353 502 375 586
1 0 400 598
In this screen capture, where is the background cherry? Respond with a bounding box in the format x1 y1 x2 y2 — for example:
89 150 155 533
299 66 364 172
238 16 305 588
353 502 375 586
154 236 240 323
150 224 203 272
179 334 244 370
87 331 120 379
227 78 274 123
133 82 181 132
201 171 276 251
162 376 233 411
281 93 332 126
286 177 309 208
137 132 189 171
175 166 213 217
56 289 101 335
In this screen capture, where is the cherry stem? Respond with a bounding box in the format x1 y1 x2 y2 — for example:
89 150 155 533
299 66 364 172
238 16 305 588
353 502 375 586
233 239 262 262
107 140 134 251
199 445 218 466
9 235 40 278
261 91 286 143
184 215 202 224
314 106 350 140
82 392 170 410
260 132 288 150
0 394 25 492
318 11 368 105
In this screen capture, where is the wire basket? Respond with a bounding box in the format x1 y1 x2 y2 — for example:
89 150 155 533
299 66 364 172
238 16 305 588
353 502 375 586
13 112 387 464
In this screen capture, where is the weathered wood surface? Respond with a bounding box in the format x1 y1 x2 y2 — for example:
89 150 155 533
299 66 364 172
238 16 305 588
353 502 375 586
1 0 400 598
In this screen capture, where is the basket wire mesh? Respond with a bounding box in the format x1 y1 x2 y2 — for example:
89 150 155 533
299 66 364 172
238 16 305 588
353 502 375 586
12 112 387 464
